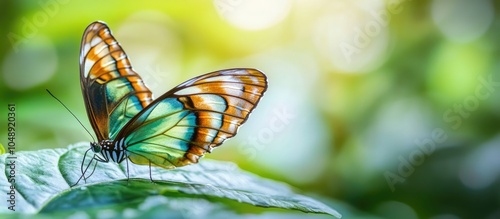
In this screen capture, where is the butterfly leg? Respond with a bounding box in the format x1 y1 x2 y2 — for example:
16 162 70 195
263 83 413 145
71 174 85 187
71 149 92 187
78 148 91 183
72 154 106 187
72 154 97 187
84 156 99 181
126 156 130 185
86 154 107 181
149 161 156 184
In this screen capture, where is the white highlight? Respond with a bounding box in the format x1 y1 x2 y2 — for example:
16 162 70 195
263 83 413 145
80 43 91 65
90 37 102 47
313 1 389 73
431 0 494 43
214 0 291 31
175 86 202 95
84 60 95 78
202 75 238 83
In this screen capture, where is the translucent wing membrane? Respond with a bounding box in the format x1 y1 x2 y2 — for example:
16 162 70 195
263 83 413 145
80 21 153 141
118 69 268 168
78 21 268 179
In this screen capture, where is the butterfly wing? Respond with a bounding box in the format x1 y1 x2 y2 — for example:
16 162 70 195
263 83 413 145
115 68 267 168
80 21 153 141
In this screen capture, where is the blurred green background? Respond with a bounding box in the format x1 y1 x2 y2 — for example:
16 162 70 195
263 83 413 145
1 0 500 218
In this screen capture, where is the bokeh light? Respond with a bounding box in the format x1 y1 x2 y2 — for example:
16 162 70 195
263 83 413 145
214 0 291 31
117 11 183 96
431 0 494 43
2 35 57 90
313 0 390 73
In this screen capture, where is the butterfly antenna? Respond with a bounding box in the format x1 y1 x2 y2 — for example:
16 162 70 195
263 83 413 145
46 89 96 142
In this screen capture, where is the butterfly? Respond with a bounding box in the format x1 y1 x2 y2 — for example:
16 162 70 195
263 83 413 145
74 21 267 185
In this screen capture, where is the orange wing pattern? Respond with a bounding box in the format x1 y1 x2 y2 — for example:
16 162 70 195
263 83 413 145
118 69 268 168
80 21 153 141
79 21 268 171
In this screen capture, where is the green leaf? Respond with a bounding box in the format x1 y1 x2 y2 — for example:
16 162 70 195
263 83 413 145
0 142 341 218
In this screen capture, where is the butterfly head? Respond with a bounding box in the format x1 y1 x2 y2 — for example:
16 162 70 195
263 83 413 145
91 140 115 153
90 142 101 153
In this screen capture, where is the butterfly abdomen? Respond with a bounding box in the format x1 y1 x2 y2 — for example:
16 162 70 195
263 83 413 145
99 139 127 163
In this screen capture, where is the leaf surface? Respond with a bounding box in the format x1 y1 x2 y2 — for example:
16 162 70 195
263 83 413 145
0 142 341 218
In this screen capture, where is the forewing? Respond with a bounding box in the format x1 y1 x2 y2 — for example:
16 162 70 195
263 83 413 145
118 68 267 168
80 21 152 141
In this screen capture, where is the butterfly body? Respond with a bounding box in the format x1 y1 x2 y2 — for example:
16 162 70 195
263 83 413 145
77 21 267 183
91 140 126 163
